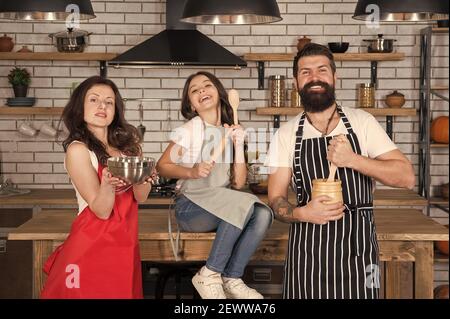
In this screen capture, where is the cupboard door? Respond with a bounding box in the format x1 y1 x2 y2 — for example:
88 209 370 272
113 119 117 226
0 209 33 299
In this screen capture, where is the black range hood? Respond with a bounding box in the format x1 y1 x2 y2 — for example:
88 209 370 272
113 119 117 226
109 0 246 69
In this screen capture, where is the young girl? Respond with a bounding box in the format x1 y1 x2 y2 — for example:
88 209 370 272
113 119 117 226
157 71 273 299
41 76 154 299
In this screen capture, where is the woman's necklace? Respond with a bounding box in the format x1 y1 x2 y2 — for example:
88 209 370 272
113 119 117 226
305 106 337 137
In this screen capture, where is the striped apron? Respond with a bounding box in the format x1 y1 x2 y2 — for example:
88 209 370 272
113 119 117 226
283 106 380 299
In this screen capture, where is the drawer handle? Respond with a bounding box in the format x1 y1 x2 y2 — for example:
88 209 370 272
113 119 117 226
253 268 272 282
0 239 6 253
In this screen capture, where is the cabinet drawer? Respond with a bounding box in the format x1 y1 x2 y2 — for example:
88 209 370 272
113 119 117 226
0 208 33 298
0 208 33 228
243 262 284 299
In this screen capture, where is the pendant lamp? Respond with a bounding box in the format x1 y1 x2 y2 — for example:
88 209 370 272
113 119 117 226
181 0 282 24
353 0 448 21
0 0 95 21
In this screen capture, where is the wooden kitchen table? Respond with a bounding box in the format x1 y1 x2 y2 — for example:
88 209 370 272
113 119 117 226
8 208 448 299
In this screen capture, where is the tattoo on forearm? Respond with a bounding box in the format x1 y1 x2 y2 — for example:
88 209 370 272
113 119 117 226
270 197 297 223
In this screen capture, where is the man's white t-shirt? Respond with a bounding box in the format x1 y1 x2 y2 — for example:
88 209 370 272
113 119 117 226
264 106 397 169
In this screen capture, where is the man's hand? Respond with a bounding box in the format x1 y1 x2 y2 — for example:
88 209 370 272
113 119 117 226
327 134 357 168
300 196 345 225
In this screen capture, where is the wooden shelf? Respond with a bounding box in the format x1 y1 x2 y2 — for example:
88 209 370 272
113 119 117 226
432 27 449 33
430 143 449 148
430 197 449 206
0 52 117 61
0 107 64 115
244 52 405 62
256 107 417 117
432 86 449 90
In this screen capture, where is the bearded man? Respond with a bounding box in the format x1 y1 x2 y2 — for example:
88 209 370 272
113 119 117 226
265 43 415 299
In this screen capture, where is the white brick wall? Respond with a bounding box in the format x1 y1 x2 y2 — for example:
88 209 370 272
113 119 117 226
0 1 448 222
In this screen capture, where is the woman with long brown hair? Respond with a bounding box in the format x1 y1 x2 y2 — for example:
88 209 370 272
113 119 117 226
157 71 273 299
41 76 154 299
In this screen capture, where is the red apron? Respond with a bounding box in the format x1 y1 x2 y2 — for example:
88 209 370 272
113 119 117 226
40 163 143 299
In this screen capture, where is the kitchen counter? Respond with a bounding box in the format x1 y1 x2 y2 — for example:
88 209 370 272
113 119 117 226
9 208 448 299
0 188 428 207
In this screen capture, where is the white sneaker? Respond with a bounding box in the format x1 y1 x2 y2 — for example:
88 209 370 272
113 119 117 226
223 278 264 299
192 272 226 299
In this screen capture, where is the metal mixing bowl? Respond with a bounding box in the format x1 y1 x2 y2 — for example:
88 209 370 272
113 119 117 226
107 156 155 184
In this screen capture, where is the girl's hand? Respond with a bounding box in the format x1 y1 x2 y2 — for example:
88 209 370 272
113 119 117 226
224 124 246 146
190 162 214 179
101 167 129 189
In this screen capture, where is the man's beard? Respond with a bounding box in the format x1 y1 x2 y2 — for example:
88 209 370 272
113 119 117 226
299 80 336 113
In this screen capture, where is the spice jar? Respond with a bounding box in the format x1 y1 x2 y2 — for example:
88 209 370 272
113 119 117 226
290 83 301 107
358 83 375 108
269 75 286 107
311 179 343 204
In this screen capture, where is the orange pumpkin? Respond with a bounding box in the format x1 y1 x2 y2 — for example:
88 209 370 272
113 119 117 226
434 284 449 299
435 224 449 256
431 116 449 144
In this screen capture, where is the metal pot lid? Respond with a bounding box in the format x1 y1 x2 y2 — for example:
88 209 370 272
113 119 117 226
51 28 91 38
387 90 404 97
363 34 396 41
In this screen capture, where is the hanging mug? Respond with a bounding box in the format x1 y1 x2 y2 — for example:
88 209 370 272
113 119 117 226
18 121 37 137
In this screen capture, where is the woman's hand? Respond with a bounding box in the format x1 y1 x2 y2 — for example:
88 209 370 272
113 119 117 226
224 124 246 146
101 167 129 189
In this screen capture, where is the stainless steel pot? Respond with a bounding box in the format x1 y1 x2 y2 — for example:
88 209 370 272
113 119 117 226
107 156 155 184
49 28 92 53
363 34 396 53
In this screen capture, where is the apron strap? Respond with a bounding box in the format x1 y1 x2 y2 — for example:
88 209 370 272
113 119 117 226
336 105 355 135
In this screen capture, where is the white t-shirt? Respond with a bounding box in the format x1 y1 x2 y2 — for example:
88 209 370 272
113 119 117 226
170 116 205 168
170 116 229 188
264 106 397 169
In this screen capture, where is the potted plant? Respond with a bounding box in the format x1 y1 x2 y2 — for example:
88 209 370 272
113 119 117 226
7 67 31 97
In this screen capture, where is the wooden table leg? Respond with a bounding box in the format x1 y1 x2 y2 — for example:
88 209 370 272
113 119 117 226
414 241 434 299
32 240 53 299
385 262 402 299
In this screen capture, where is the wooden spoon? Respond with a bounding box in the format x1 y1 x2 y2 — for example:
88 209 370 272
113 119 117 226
327 163 337 182
209 89 240 163
208 89 240 163
228 89 240 125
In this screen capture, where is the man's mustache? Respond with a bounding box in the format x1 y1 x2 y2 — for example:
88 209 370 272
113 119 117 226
302 81 333 91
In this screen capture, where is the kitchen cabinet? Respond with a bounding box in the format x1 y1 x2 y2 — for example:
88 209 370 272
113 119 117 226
0 208 33 298
244 52 409 137
418 27 449 215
